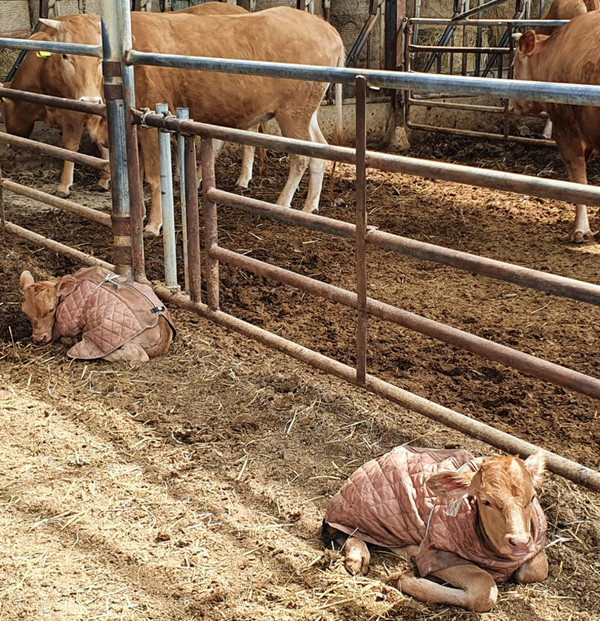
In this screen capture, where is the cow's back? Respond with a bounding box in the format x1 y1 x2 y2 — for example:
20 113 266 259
537 0 599 34
130 7 344 128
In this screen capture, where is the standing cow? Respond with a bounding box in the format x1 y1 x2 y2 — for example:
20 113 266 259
0 15 109 197
324 446 548 612
532 0 600 139
129 7 344 237
509 11 600 242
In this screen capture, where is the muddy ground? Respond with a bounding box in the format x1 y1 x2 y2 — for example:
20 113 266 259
0 127 599 620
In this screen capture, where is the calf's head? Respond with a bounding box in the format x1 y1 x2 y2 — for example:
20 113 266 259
508 31 549 117
20 271 77 344
428 451 546 559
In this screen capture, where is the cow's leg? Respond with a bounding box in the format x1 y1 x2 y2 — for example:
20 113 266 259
343 537 371 576
514 550 548 584
236 125 259 189
138 128 163 237
275 112 310 208
554 129 594 242
97 146 111 191
197 138 225 188
390 545 419 560
303 112 327 213
393 564 498 612
541 118 553 140
57 117 85 198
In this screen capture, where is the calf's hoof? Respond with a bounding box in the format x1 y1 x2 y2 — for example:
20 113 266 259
56 188 71 199
302 205 319 214
235 177 251 190
344 538 371 576
96 181 111 192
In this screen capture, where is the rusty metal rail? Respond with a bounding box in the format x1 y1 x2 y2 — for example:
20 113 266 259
0 86 106 117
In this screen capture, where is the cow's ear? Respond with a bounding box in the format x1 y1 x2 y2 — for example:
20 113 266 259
38 18 62 33
523 451 546 487
56 276 77 298
519 30 537 55
20 270 35 292
427 470 474 499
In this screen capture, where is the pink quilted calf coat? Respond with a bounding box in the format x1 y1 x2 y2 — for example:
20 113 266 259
53 266 175 360
325 446 546 582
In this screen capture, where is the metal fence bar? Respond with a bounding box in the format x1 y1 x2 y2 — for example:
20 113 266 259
4 221 114 271
208 245 600 400
101 1 133 277
406 120 554 146
154 283 600 493
207 188 600 307
156 103 179 291
0 87 105 117
131 112 600 207
355 76 368 386
408 98 506 113
125 51 600 106
2 179 111 227
201 138 220 310
0 38 102 57
409 17 569 25
177 107 190 291
409 44 510 54
0 133 110 171
184 136 202 303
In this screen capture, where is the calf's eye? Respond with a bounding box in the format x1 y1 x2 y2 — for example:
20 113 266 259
481 499 491 507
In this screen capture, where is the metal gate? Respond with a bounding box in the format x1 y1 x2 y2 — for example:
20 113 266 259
1 0 600 493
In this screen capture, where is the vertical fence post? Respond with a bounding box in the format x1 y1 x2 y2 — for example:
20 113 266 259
116 0 146 282
101 0 132 277
0 161 4 229
201 138 220 310
355 76 368 386
156 102 179 290
184 136 202 303
177 107 190 291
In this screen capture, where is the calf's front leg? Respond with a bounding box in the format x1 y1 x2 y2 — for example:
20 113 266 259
514 550 548 584
393 563 498 612
343 537 371 576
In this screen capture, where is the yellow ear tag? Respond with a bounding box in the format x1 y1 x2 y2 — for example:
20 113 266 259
36 50 53 58
1 98 9 103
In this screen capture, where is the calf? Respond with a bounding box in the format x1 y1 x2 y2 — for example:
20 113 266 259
20 266 175 363
323 446 548 612
509 12 600 242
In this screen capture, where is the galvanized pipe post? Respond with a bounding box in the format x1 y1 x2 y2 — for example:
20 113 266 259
116 0 146 282
184 136 202 303
101 0 132 277
0 161 4 230
201 138 220 310
177 107 190 291
156 103 179 291
355 76 368 386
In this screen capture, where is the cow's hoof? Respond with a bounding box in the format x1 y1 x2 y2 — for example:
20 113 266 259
344 554 369 576
143 226 161 239
235 177 251 190
569 229 596 243
96 181 110 192
56 188 71 199
303 205 319 214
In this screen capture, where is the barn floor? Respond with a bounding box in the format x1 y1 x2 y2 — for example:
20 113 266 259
1 130 599 620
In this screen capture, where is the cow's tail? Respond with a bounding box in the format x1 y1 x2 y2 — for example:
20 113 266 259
330 49 345 193
334 49 345 147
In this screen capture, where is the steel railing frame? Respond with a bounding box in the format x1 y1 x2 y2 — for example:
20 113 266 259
403 16 572 144
121 48 600 490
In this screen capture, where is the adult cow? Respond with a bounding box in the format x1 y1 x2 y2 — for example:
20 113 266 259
129 7 344 236
0 15 109 197
509 12 600 242
532 0 600 139
324 446 548 612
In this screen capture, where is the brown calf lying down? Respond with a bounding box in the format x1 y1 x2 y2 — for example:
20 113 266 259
323 446 548 612
20 266 175 363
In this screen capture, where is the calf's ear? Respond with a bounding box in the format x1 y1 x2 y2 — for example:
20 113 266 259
57 276 77 298
523 451 546 487
20 270 35 291
427 470 474 499
518 31 537 55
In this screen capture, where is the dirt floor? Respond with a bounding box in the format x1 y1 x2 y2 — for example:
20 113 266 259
0 127 599 620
